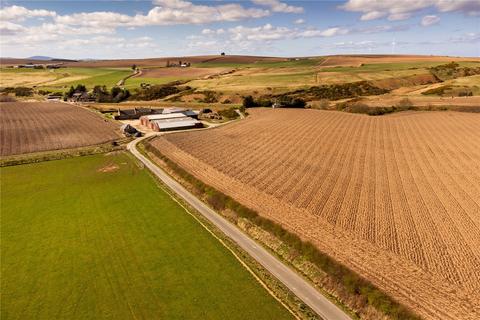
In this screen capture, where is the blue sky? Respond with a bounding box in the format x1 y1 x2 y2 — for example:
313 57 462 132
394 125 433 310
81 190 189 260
1 0 479 59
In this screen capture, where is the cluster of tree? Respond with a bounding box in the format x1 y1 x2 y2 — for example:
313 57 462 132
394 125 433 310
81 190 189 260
429 62 480 81
65 84 87 98
131 84 181 101
296 81 389 101
243 95 272 108
92 85 130 103
37 89 63 96
1 87 34 96
338 98 416 116
64 84 130 103
243 95 306 109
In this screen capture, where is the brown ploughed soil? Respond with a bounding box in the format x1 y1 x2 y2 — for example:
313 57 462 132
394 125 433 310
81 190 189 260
0 102 120 156
151 108 480 320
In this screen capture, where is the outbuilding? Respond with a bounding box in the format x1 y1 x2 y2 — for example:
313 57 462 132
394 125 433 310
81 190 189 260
150 117 202 132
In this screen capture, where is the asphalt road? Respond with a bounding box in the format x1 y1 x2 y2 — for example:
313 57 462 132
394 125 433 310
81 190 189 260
127 136 351 320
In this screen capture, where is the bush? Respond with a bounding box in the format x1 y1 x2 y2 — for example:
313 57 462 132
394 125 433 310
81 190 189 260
65 84 87 98
396 98 414 110
14 87 33 96
348 103 369 114
132 84 180 101
243 95 257 108
276 95 306 108
218 107 239 119
367 107 395 116
201 90 218 103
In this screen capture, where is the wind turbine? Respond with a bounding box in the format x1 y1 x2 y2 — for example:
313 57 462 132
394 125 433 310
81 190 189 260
391 37 396 54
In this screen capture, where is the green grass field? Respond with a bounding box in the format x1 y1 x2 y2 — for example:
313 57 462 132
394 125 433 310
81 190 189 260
1 153 293 320
1 67 132 91
194 58 322 69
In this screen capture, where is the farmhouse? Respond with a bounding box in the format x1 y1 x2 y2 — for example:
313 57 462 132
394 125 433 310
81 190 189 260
70 92 95 103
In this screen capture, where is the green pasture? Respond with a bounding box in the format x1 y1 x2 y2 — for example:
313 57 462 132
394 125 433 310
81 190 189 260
194 58 322 69
0 67 131 91
320 61 480 73
1 153 292 320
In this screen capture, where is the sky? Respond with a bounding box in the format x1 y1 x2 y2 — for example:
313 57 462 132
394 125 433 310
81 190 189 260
0 0 479 59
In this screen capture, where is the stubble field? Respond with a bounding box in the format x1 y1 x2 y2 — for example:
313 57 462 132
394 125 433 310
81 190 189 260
0 102 121 156
151 108 480 320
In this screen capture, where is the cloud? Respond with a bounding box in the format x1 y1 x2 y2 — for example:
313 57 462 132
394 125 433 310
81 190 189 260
421 15 440 26
0 5 56 21
251 0 304 13
202 28 226 35
0 21 26 35
340 0 480 21
450 32 480 43
294 18 305 24
195 22 399 46
2 2 270 32
298 27 350 38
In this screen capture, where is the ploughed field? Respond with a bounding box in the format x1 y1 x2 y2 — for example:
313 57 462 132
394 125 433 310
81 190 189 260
151 108 480 320
0 102 120 156
0 153 293 320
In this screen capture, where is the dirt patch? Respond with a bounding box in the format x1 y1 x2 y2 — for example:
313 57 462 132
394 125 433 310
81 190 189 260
97 163 119 173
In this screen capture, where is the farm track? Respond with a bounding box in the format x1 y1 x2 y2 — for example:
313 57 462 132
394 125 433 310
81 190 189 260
151 108 480 320
0 102 120 156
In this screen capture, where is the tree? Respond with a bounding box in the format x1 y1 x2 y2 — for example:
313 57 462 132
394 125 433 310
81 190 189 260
221 52 226 56
131 64 137 71
243 95 257 108
74 84 87 93
277 96 306 108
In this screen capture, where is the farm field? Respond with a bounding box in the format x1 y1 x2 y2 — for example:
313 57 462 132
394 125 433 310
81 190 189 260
0 152 293 320
185 57 480 96
0 67 131 91
150 108 480 320
0 102 121 156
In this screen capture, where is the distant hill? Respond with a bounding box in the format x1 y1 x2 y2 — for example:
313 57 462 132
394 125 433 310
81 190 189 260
26 56 78 62
27 56 56 60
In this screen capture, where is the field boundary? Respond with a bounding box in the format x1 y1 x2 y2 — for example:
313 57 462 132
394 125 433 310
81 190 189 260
140 139 421 320
0 140 128 167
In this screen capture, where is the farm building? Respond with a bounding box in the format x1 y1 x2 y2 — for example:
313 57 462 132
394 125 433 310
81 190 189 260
115 107 199 120
70 92 94 102
150 118 202 132
114 107 163 120
140 113 202 131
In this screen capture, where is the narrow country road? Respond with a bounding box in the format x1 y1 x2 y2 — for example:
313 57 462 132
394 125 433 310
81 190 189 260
127 136 351 320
